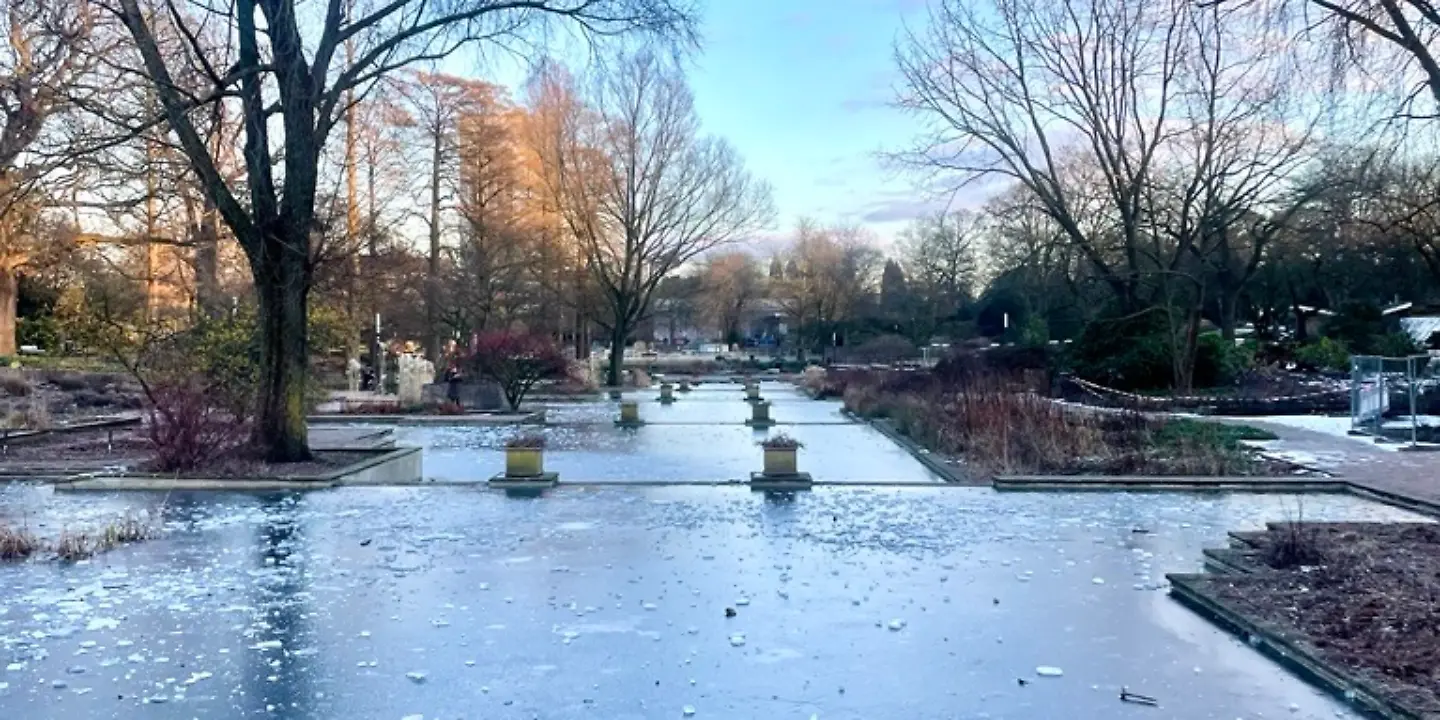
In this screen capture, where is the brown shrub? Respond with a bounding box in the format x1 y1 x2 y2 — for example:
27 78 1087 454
843 368 1256 476
0 372 31 397
4 401 51 430
0 525 39 560
145 384 250 472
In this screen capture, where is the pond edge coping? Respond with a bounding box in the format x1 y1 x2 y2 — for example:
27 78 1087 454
845 410 972 484
50 446 422 492
307 412 542 426
1166 573 1422 720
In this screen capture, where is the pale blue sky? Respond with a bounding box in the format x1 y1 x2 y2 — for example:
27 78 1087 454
460 0 991 249
687 0 944 246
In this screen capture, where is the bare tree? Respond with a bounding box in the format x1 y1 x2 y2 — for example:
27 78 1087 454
103 0 696 460
550 50 772 386
0 0 93 356
392 72 494 363
773 220 881 359
697 250 761 344
1239 0 1440 118
899 210 979 342
896 0 1186 312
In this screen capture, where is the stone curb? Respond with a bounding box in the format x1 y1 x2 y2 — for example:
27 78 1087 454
992 476 1348 493
1167 573 1421 720
52 447 422 492
993 475 1440 518
307 413 541 426
849 411 972 484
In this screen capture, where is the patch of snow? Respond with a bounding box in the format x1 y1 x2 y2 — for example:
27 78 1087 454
1035 666 1064 677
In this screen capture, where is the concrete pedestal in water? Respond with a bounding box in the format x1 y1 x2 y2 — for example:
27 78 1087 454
616 400 643 427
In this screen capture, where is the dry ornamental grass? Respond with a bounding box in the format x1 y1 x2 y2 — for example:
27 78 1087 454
0 512 158 563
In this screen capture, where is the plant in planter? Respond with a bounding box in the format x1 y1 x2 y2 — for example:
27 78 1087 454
757 433 803 476
503 433 547 477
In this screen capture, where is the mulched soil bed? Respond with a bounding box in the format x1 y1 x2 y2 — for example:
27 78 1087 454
1191 522 1440 716
0 425 150 473
0 425 378 479
174 450 378 479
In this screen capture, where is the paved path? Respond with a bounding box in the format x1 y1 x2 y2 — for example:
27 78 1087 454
1237 418 1440 507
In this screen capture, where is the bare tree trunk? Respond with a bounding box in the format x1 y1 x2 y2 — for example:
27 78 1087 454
0 265 17 357
193 203 221 315
342 0 361 364
144 136 159 322
607 323 626 386
426 125 443 364
253 237 312 462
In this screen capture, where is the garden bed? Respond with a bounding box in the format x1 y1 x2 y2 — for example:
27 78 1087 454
1177 522 1440 717
0 422 151 476
54 446 422 490
841 369 1299 477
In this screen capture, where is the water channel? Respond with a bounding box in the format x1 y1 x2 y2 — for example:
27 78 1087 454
0 380 1423 718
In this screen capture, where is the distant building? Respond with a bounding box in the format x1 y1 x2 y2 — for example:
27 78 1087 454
1385 302 1440 352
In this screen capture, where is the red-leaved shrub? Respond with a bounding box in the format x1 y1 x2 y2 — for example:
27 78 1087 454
145 384 251 472
466 331 572 410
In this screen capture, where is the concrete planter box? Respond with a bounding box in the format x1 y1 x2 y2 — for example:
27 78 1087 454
763 447 796 475
751 443 811 490
505 447 544 477
53 447 423 492
616 400 644 427
659 383 675 404
678 380 692 392
744 384 761 401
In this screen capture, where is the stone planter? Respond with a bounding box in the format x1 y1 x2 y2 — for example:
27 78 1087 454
505 447 544 477
751 443 812 491
678 380 692 392
745 400 773 427
616 400 643 427
490 445 558 490
659 383 675 404
763 447 796 475
744 383 761 402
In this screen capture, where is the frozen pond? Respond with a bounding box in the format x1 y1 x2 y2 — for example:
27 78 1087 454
397 385 943 484
0 381 1425 718
0 484 1428 719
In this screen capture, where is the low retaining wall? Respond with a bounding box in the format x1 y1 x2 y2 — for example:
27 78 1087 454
421 382 507 410
1167 574 1419 719
993 475 1347 493
53 447 423 492
307 411 542 426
